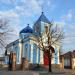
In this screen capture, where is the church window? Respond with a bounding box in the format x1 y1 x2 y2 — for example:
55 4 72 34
54 48 58 64
38 48 40 63
41 22 44 33
24 44 28 58
33 44 37 63
36 25 39 32
45 26 48 33
28 44 31 62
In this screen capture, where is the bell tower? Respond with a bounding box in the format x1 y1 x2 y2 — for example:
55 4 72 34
33 12 50 36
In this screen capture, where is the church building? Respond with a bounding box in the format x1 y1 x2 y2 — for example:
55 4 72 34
5 12 60 66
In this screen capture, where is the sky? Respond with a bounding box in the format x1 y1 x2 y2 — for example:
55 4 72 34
0 0 75 54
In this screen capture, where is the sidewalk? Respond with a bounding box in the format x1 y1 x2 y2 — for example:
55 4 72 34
0 70 74 75
0 66 75 75
40 69 75 75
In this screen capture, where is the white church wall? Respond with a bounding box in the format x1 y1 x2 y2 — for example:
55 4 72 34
24 43 30 61
51 53 55 64
36 47 38 63
19 39 31 64
53 45 60 64
57 46 60 64
5 41 21 64
50 45 60 64
30 43 33 63
13 43 20 64
33 43 37 64
40 50 44 64
30 40 41 64
72 58 75 69
19 40 23 64
5 55 9 64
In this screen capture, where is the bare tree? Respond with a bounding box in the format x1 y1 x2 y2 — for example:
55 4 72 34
0 18 18 54
38 21 63 72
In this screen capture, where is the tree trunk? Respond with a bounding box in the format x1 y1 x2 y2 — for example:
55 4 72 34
48 50 52 72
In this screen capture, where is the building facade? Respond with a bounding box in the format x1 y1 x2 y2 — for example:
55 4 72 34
5 12 60 65
60 50 75 69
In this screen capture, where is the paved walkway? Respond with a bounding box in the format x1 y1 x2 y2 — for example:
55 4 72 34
0 69 75 75
0 66 75 75
39 69 75 75
0 71 39 75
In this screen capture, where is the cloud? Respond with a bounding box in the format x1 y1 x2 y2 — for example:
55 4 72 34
13 0 42 17
0 10 20 29
0 9 21 54
0 10 20 43
0 0 54 17
54 21 65 28
15 6 33 17
59 9 75 52
37 0 55 11
61 24 75 52
13 0 54 17
64 24 75 40
0 10 18 18
61 9 75 22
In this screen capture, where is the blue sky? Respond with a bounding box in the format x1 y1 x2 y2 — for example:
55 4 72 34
0 0 75 53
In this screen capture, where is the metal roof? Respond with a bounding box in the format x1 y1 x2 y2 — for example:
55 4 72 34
20 24 33 34
35 12 50 24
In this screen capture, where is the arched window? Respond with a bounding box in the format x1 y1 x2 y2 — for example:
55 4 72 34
41 22 45 33
38 48 40 63
35 25 39 32
24 44 28 58
54 48 58 64
33 44 37 63
28 44 31 62
45 26 48 33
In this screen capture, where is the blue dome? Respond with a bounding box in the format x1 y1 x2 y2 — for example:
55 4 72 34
20 24 33 34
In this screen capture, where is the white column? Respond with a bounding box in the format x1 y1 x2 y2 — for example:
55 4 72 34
36 48 38 63
19 39 23 64
31 44 33 63
51 53 55 64
57 46 60 64
27 43 29 61
40 50 44 64
22 43 25 57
